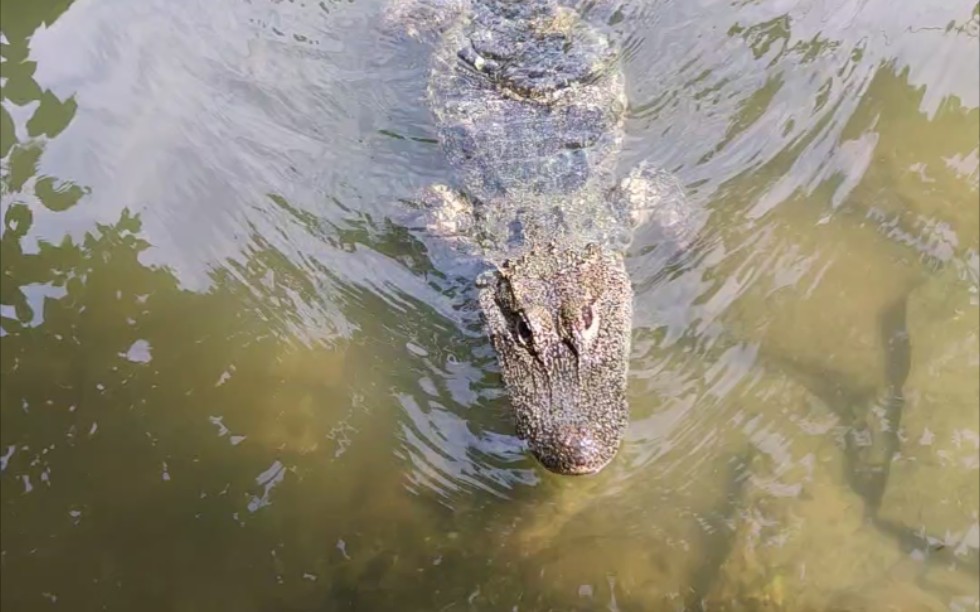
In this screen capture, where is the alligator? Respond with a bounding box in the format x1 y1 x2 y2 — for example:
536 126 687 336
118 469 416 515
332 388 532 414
386 0 698 474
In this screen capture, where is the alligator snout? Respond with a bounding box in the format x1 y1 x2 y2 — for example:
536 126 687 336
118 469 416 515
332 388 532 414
534 424 616 475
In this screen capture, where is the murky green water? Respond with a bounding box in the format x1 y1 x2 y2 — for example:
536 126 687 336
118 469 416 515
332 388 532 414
1 0 978 609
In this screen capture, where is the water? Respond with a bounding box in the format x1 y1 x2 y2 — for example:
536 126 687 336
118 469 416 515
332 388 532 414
1 0 977 609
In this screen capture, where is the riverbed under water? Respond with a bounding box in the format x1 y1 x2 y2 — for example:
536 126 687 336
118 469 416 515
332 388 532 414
1 0 978 610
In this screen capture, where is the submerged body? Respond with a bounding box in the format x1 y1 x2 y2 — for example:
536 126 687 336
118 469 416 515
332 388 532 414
390 0 696 474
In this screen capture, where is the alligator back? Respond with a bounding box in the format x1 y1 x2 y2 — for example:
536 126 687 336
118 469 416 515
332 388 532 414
427 0 628 247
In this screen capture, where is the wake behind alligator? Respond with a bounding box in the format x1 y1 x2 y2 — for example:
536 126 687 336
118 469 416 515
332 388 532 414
388 0 698 474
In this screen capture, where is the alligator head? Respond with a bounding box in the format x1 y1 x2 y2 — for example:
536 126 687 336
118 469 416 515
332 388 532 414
477 243 632 475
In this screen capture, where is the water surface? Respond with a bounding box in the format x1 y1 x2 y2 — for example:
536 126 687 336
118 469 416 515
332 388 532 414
1 0 978 609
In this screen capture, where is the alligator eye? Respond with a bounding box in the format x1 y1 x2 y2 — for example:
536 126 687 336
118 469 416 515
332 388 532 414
581 304 594 331
516 318 533 345
580 303 600 343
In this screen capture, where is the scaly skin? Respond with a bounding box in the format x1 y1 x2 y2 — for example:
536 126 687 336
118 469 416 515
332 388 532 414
389 0 698 474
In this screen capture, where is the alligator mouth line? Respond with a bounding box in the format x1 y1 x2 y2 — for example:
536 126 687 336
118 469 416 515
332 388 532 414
561 459 611 475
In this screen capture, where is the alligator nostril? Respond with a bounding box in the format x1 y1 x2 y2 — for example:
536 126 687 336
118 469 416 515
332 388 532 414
556 427 600 469
531 425 617 475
